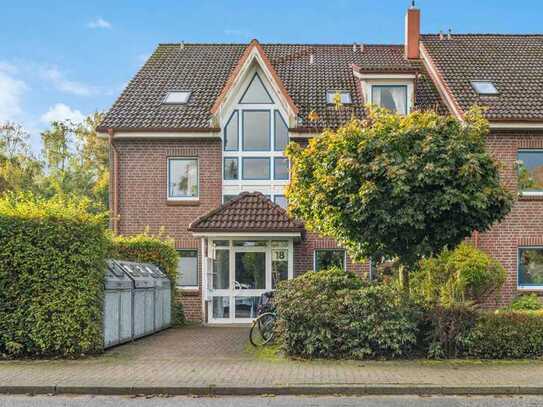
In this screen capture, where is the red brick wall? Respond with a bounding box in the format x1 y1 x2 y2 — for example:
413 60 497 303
114 138 223 322
477 133 543 306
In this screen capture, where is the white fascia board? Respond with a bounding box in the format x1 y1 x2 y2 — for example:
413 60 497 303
489 122 543 130
353 72 417 80
191 232 301 238
111 131 220 139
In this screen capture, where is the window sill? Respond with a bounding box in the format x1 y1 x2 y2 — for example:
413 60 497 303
518 193 543 201
177 287 200 296
167 199 200 206
517 286 543 291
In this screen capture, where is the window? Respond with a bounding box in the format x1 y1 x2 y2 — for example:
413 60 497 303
168 158 198 199
518 248 543 288
314 249 346 271
242 157 270 180
518 150 543 194
274 195 287 209
272 241 289 288
274 157 289 180
223 194 238 203
177 250 198 288
240 73 273 104
224 111 239 151
163 91 191 104
274 111 289 151
371 85 407 115
242 110 270 151
471 81 498 96
326 90 352 104
224 157 239 180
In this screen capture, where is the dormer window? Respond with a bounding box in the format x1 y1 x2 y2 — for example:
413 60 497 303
326 90 352 105
371 85 408 115
471 81 498 96
163 91 191 104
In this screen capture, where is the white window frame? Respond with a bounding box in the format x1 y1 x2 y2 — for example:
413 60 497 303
518 246 543 290
176 249 199 290
221 65 290 200
313 249 347 272
517 149 543 197
167 157 199 201
354 73 415 115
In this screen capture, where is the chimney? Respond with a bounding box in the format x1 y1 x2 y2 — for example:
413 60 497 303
405 3 421 59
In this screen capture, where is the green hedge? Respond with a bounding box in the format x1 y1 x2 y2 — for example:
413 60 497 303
275 268 419 359
464 311 543 359
110 232 184 325
0 194 109 357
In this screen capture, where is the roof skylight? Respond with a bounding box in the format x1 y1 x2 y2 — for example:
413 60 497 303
471 81 498 96
163 91 191 104
326 90 352 104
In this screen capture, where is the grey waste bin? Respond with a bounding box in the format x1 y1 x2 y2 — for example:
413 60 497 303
117 261 156 339
144 263 172 330
103 260 133 348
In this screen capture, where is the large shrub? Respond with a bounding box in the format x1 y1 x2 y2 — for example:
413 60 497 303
411 243 506 306
464 311 543 359
0 193 109 357
275 268 419 359
508 294 543 311
110 231 184 325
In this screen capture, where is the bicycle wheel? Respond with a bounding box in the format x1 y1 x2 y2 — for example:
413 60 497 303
249 312 276 347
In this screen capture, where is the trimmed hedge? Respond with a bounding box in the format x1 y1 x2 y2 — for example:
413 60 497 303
275 268 419 359
0 194 109 357
464 311 543 359
110 231 184 325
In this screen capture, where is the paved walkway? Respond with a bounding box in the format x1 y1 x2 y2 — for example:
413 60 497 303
2 326 543 395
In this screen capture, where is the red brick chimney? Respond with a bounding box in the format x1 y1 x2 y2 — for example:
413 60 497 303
405 3 421 59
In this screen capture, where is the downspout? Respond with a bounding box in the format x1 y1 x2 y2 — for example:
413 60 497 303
108 128 119 234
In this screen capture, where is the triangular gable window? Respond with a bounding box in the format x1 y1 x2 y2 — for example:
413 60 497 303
239 73 273 104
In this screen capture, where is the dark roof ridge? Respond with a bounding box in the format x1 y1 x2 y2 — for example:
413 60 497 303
157 42 405 47
422 33 543 37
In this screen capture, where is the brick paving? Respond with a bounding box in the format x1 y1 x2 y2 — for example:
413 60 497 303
1 326 543 390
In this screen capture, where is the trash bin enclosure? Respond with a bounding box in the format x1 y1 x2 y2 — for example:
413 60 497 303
103 259 172 349
104 260 134 348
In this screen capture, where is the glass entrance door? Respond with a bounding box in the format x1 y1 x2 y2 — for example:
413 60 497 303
208 239 292 323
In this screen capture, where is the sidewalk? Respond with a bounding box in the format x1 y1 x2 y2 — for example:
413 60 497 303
2 326 543 396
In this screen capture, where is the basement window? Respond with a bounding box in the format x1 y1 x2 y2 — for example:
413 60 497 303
163 91 191 104
326 90 352 105
471 81 498 96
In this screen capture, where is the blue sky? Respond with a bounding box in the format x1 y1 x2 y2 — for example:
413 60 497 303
1 0 541 151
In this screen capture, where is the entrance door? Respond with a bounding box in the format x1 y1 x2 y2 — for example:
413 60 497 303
207 239 292 323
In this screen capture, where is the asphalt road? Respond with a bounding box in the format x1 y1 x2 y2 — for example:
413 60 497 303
1 395 543 407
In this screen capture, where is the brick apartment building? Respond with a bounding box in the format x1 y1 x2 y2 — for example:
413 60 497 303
98 5 543 323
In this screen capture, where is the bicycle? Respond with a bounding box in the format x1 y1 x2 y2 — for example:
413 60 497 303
249 291 277 347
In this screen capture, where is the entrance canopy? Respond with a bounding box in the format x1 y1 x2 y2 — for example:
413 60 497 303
188 192 305 238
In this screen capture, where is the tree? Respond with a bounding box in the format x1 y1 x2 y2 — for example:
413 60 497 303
285 107 513 287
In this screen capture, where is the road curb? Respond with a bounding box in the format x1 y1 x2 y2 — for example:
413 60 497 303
2 385 543 396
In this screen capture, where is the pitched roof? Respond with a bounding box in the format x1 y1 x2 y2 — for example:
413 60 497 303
188 192 305 233
98 42 446 132
421 34 543 121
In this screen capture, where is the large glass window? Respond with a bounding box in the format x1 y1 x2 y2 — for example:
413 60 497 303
235 252 266 289
176 250 198 288
274 111 289 151
224 157 239 180
242 157 270 180
314 249 346 271
240 73 273 104
272 241 289 289
213 249 230 289
518 150 543 193
518 248 543 288
168 158 198 199
274 157 289 180
372 85 407 115
243 111 270 151
224 111 239 151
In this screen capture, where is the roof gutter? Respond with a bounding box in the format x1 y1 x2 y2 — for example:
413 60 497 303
97 127 221 139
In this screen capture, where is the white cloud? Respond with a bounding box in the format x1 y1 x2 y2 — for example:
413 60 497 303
0 63 27 122
41 66 97 96
88 17 112 29
40 103 85 124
